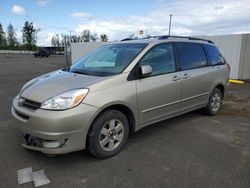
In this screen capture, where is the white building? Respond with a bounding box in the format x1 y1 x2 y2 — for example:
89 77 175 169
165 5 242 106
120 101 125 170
71 42 109 64
71 33 250 80
202 34 250 79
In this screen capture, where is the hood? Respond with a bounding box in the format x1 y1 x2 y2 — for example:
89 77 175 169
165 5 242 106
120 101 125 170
20 70 105 103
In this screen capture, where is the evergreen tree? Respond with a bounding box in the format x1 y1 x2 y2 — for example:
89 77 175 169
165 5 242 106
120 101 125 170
51 34 60 47
7 23 18 48
0 23 6 47
100 34 108 42
22 21 38 50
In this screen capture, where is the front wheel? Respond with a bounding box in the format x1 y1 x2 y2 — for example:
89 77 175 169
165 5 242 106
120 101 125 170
204 88 223 115
87 109 129 159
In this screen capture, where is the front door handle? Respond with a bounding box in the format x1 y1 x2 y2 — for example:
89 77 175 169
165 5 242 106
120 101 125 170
172 75 181 81
183 73 190 79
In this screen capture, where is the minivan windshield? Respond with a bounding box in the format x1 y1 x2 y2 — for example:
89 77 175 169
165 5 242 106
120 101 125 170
68 43 147 76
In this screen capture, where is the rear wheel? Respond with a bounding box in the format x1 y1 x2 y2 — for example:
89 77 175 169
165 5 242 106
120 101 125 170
205 88 222 115
87 109 129 159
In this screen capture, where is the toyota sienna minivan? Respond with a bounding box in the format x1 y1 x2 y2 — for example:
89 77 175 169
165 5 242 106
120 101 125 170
12 36 230 158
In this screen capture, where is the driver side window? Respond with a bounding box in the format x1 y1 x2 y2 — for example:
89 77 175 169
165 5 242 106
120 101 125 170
140 44 176 76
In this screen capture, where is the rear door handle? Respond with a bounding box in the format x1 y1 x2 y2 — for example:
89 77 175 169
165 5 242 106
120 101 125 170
172 75 181 81
183 73 190 79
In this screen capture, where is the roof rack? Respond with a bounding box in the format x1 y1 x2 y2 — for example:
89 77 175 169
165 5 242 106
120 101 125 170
158 35 214 43
120 36 157 41
120 35 214 44
121 38 136 41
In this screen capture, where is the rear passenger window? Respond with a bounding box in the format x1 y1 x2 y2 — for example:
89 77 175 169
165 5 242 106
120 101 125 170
176 43 207 70
140 44 176 76
204 45 225 65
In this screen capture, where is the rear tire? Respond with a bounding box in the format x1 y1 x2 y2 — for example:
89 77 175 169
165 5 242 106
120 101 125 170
87 109 129 159
204 88 222 115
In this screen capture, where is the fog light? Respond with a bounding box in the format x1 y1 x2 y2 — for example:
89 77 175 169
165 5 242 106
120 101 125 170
42 139 66 149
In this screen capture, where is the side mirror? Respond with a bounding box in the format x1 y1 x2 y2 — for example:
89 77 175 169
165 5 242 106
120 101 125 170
139 65 152 78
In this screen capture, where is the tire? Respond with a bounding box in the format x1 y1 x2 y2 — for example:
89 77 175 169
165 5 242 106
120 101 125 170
87 109 129 159
204 88 223 115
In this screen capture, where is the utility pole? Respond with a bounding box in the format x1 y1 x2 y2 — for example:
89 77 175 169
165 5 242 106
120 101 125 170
64 36 69 67
66 30 72 67
168 14 173 36
69 30 72 43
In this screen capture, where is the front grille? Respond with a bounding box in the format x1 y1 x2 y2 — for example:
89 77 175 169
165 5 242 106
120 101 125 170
20 98 41 110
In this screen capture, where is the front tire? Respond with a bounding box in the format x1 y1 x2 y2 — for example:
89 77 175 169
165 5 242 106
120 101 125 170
87 109 129 159
205 88 223 115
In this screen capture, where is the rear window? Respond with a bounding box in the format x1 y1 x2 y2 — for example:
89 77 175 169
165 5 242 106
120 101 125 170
176 43 208 70
204 44 225 65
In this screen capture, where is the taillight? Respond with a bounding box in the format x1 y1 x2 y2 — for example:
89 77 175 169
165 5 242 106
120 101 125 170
226 63 231 72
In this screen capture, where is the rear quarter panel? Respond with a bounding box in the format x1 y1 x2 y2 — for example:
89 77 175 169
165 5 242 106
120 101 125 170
210 64 230 95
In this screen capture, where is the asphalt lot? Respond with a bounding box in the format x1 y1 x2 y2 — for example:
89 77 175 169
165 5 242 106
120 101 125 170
0 54 250 188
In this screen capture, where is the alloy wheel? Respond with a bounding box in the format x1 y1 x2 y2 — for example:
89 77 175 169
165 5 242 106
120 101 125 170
211 93 221 112
99 119 124 151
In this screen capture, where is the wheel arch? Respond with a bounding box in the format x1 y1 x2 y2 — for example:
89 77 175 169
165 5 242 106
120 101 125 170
91 104 136 133
214 83 225 98
85 103 137 149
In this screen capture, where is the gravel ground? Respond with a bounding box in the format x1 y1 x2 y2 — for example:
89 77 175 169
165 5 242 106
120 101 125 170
222 82 250 117
0 54 249 188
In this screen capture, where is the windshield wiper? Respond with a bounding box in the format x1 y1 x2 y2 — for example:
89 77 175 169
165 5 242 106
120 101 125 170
62 66 71 72
70 70 90 75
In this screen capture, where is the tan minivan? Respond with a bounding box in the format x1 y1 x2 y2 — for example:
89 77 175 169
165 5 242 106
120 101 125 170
12 36 230 158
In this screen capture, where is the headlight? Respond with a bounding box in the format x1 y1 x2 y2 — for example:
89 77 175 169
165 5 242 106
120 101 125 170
41 89 89 110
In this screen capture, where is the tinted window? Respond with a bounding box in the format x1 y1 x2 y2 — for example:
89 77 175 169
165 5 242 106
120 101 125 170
176 43 207 70
140 44 176 76
204 45 225 65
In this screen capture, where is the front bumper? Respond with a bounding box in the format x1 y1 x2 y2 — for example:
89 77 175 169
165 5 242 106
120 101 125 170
11 96 98 154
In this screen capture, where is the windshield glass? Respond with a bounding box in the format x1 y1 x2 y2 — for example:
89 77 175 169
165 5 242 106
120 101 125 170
69 43 147 76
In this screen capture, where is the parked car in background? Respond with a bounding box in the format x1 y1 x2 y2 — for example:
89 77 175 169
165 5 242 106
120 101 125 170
12 36 230 159
34 49 50 58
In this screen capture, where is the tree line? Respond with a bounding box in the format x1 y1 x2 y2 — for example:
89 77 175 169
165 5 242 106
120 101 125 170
51 31 109 47
0 21 109 50
0 21 38 50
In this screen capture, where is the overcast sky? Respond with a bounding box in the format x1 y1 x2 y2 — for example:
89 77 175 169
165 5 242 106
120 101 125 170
1 0 250 46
